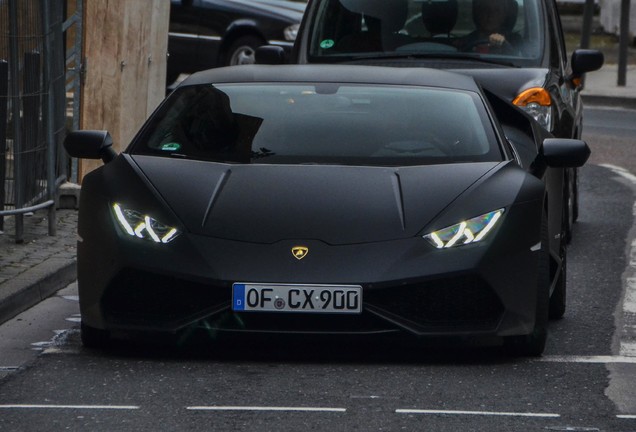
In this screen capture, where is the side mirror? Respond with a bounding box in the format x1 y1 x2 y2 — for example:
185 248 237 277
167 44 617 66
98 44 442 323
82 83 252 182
64 130 117 164
255 45 286 65
542 138 590 168
571 49 604 75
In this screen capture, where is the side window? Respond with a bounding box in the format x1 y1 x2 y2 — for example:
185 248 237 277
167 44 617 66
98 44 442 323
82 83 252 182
546 0 567 69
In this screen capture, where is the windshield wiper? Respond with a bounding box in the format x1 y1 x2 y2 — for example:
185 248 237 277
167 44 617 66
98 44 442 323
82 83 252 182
168 153 187 159
252 147 276 159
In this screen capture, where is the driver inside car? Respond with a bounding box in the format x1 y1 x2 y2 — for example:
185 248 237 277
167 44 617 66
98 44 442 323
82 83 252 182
460 0 520 54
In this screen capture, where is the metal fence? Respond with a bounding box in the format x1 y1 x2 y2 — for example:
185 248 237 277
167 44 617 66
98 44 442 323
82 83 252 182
0 0 78 243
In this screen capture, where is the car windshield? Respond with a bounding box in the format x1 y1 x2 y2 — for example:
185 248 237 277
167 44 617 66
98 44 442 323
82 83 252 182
307 0 544 66
132 82 502 166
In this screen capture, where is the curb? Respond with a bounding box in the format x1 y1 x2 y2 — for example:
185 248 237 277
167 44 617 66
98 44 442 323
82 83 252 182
0 257 77 326
582 94 636 110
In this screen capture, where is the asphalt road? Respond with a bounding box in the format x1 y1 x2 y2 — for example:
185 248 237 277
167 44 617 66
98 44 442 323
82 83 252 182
584 106 636 173
0 107 635 431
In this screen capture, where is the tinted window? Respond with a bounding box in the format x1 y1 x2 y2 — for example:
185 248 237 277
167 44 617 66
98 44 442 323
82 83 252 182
307 0 544 66
132 83 502 166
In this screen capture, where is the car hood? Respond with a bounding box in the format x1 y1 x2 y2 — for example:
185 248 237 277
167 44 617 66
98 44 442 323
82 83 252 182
340 58 549 102
232 0 306 20
132 156 501 245
449 67 549 102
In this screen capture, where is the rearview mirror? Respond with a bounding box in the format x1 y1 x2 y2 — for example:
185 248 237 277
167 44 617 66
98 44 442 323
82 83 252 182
542 138 590 168
571 49 604 75
255 45 286 65
64 130 117 164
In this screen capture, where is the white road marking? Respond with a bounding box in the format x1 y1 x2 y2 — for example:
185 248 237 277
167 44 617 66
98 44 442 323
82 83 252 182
598 163 636 359
186 406 346 412
625 278 636 313
617 415 636 419
396 409 559 418
0 404 139 410
620 342 636 357
600 164 636 184
539 355 636 364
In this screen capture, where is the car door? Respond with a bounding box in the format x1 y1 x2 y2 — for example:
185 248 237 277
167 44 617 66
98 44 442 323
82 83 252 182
168 0 204 81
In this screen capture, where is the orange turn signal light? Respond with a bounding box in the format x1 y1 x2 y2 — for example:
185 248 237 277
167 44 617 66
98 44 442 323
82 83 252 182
512 88 552 107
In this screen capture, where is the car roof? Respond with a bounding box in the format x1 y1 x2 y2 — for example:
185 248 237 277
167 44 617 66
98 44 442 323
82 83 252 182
179 64 483 93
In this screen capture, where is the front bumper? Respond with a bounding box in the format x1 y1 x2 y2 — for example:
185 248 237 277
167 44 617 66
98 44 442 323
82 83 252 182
77 201 542 340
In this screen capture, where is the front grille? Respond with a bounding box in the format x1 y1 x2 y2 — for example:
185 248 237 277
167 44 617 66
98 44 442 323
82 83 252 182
100 271 502 335
225 311 397 334
365 275 503 331
102 269 230 327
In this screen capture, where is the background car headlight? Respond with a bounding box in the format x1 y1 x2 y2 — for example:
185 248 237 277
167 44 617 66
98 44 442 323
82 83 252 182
424 209 504 249
112 203 179 243
284 24 299 41
513 87 553 131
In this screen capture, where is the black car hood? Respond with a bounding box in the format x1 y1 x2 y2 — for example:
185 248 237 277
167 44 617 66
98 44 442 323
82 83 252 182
340 58 548 102
450 67 548 102
132 156 500 245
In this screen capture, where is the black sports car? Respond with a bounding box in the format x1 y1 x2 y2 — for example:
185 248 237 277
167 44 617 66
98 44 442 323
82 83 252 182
64 65 590 356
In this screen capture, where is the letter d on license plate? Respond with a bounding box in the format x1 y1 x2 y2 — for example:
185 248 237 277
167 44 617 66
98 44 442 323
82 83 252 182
232 283 362 314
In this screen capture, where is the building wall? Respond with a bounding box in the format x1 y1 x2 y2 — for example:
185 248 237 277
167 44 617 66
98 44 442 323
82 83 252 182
79 0 169 179
600 0 636 38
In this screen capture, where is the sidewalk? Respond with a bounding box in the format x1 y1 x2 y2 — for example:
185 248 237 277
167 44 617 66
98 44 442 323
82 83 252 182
582 63 636 108
0 61 636 327
0 209 77 324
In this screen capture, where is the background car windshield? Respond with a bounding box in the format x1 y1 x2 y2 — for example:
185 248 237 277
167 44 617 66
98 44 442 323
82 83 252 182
308 0 543 64
134 83 501 166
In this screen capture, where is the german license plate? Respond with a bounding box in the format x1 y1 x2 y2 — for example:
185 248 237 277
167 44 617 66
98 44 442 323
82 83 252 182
232 283 362 314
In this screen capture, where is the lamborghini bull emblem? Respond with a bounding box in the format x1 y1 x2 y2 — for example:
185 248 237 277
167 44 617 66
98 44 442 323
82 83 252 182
291 246 309 260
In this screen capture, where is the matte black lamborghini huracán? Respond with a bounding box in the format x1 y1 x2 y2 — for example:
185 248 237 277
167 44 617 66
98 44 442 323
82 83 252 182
65 64 590 356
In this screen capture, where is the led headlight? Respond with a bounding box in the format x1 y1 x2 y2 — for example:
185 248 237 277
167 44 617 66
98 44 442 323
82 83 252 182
112 203 179 244
284 24 299 41
424 209 504 249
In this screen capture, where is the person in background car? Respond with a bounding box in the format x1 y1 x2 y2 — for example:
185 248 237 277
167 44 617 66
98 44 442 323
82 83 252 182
460 0 520 54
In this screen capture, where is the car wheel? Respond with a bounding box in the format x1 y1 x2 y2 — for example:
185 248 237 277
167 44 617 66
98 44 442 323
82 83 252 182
549 239 567 319
505 211 549 356
225 36 264 66
81 322 110 349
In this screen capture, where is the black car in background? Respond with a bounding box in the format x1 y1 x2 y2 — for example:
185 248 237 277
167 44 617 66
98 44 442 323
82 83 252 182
270 0 603 242
167 0 306 84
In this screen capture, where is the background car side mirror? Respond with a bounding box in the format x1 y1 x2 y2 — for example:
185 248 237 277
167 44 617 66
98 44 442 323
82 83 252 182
541 138 590 168
255 45 286 65
571 49 604 76
64 130 117 164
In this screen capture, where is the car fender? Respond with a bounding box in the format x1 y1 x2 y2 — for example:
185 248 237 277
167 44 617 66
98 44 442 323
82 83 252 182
219 20 266 59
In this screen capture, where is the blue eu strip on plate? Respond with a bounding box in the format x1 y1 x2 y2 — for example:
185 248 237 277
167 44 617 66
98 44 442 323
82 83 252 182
233 283 245 311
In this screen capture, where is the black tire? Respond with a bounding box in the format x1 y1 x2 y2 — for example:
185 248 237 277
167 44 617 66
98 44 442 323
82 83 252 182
81 322 110 349
505 210 550 356
224 36 264 66
549 240 567 319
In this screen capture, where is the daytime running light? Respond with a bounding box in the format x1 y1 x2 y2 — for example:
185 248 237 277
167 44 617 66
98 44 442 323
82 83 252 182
112 203 179 244
424 209 504 249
